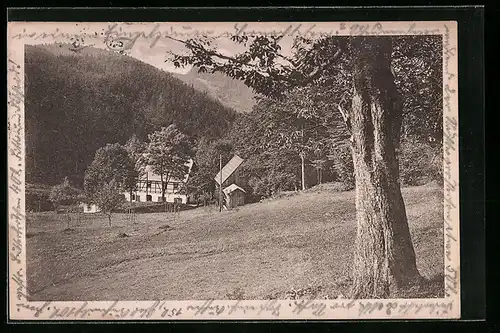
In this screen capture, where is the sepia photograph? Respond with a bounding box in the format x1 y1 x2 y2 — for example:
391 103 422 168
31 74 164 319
8 20 460 320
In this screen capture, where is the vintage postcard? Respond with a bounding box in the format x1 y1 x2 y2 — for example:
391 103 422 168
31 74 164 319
7 20 459 320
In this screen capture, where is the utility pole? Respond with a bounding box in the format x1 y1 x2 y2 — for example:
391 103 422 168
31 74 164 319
300 151 306 191
300 123 306 191
219 153 223 212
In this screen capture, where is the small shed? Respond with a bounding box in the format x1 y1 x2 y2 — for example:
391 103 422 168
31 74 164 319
214 155 247 209
223 184 246 209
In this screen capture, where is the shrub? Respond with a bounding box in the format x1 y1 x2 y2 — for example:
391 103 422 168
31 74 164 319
399 140 442 186
248 170 298 199
49 177 81 211
92 179 124 226
306 182 353 193
328 139 442 188
329 144 355 189
26 191 53 212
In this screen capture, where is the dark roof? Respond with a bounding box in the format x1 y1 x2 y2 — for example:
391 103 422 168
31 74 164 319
214 155 244 185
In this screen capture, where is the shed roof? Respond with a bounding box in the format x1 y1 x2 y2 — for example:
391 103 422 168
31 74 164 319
214 155 244 185
223 184 246 195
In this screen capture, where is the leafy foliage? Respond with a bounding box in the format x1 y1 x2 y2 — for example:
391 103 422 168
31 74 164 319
48 177 81 211
92 179 124 226
168 34 441 141
185 137 234 200
144 125 192 199
392 36 443 144
399 140 443 186
248 169 298 198
223 85 347 197
168 34 443 196
83 143 138 201
328 144 355 189
169 35 348 99
124 134 146 176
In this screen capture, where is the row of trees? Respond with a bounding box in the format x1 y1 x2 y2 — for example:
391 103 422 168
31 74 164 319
87 124 192 224
46 125 192 225
182 35 442 201
184 76 441 203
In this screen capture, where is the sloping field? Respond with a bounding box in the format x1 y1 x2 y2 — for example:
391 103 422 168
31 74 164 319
26 184 444 301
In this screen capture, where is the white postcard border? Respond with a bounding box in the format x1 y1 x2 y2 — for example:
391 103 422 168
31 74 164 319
7 20 460 321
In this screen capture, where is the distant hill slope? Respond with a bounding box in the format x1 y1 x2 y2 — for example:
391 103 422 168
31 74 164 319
173 67 257 114
25 44 238 186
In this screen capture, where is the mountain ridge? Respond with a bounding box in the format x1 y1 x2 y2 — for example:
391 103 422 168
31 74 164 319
172 66 257 114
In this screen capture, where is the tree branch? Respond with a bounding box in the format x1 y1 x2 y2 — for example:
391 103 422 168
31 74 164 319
165 35 344 89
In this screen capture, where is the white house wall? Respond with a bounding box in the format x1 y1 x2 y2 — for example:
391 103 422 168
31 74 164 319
79 203 101 214
123 191 188 204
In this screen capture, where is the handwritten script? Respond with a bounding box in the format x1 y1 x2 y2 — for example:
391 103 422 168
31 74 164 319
14 299 454 319
8 58 25 270
11 22 444 54
442 24 459 299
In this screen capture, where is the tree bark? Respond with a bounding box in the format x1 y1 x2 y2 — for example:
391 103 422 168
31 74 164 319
160 173 165 201
349 37 422 298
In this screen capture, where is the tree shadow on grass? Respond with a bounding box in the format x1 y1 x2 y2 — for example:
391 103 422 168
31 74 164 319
26 231 46 238
395 273 445 299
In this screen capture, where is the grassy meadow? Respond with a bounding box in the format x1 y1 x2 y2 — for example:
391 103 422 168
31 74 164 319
26 183 444 301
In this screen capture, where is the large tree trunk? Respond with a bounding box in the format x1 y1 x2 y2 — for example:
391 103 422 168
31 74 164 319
349 37 422 298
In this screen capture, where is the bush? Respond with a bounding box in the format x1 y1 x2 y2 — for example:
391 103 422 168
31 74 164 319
49 177 81 211
328 139 442 188
306 182 353 193
249 170 298 199
399 140 442 186
26 191 54 212
329 144 355 189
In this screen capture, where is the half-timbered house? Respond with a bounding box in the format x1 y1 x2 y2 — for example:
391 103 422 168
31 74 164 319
124 159 194 204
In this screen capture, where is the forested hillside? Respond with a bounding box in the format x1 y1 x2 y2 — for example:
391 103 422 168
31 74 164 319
25 44 238 186
173 66 256 113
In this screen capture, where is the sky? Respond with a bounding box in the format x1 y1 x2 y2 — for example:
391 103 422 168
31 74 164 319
11 22 305 74
110 32 297 74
